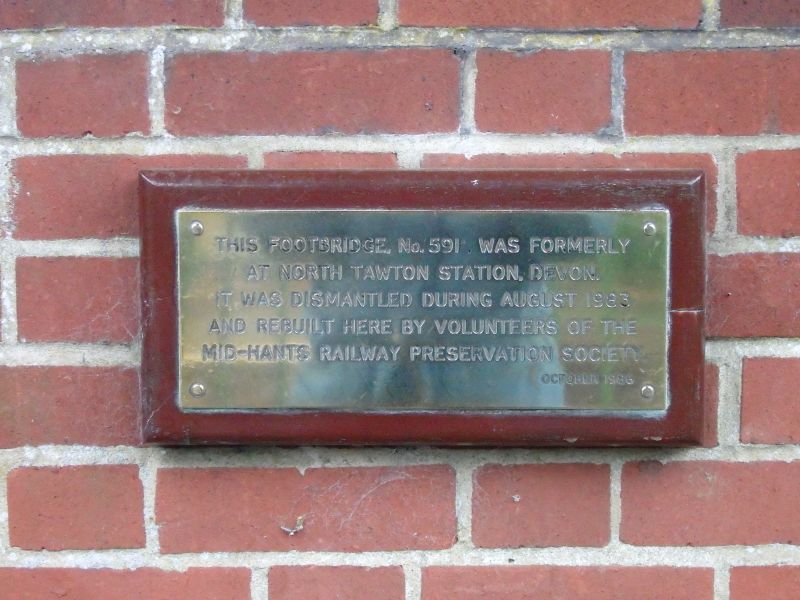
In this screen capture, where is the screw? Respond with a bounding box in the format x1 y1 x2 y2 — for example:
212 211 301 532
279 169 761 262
643 222 657 236
189 383 206 397
641 384 655 399
189 220 204 235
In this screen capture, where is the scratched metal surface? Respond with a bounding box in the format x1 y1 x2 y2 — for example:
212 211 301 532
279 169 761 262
177 209 669 411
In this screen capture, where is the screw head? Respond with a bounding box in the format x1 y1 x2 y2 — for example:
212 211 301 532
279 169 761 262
641 384 655 399
189 220 204 235
643 222 657 236
189 383 206 397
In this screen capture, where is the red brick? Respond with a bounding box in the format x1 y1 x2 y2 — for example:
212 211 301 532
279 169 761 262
0 568 250 600
731 567 800 600
721 0 800 28
165 51 459 135
0 367 139 448
9 465 144 550
702 362 719 448
270 567 404 600
707 253 800 338
17 54 149 138
0 0 222 29
476 50 611 134
422 567 713 600
245 0 378 25
741 358 800 444
12 154 246 240
626 50 800 135
422 152 717 231
472 464 610 548
156 466 456 552
737 150 800 237
17 257 138 343
400 0 701 29
264 152 398 169
622 461 800 545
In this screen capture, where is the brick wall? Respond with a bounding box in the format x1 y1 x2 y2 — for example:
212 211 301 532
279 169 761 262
1 1 799 599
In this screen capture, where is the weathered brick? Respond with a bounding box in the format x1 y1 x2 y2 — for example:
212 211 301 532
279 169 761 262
707 254 800 337
156 466 456 552
0 366 139 448
17 257 138 343
737 150 800 237
0 0 222 29
17 54 149 138
9 465 144 550
422 152 717 231
422 567 713 600
0 568 251 600
731 567 800 600
263 152 398 169
622 461 800 545
741 358 800 444
270 567 404 600
165 51 459 135
472 464 610 548
721 0 800 28
399 0 702 29
245 0 378 25
626 50 800 135
476 50 611 134
12 154 245 239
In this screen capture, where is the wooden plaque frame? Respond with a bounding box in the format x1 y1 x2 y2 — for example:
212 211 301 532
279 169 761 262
139 170 705 446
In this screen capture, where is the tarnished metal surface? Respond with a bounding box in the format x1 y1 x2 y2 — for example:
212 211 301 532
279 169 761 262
177 209 669 411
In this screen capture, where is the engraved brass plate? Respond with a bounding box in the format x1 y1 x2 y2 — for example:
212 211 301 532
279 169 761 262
177 209 669 411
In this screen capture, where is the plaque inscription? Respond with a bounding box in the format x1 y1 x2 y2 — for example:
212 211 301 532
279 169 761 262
177 209 669 412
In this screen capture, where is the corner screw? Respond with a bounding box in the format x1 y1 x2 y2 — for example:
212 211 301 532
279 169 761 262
189 383 206 397
189 220 204 235
641 384 655 399
643 222 657 236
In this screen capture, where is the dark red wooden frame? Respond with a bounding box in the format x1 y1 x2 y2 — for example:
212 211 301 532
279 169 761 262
139 170 706 446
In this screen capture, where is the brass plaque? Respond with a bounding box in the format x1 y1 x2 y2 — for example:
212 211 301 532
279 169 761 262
177 209 669 411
